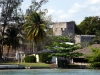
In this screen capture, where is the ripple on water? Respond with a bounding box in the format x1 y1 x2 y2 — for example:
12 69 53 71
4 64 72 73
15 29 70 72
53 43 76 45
0 69 100 75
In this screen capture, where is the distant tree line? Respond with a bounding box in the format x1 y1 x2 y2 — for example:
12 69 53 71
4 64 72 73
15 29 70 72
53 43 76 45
75 16 100 35
75 16 100 44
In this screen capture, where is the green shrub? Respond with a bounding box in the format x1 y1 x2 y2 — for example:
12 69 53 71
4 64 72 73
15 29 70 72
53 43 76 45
24 55 36 63
85 48 100 69
39 53 52 63
90 62 100 69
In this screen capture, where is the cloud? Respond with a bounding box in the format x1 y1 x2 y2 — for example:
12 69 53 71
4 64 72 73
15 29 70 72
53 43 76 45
55 0 100 24
86 0 100 4
68 3 84 13
23 0 100 24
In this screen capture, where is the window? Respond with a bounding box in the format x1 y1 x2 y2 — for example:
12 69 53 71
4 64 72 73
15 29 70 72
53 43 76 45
61 28 63 31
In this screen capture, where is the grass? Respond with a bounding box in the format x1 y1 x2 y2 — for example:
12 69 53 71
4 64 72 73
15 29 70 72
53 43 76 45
0 61 51 67
19 63 51 67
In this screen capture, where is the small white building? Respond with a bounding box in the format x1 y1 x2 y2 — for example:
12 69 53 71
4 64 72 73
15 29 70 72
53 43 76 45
15 51 25 63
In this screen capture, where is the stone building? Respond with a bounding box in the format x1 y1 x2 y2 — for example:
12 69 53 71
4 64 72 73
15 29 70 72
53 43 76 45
75 35 95 47
53 22 75 39
53 22 96 46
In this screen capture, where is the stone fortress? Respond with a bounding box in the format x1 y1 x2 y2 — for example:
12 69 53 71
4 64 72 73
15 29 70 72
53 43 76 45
53 22 75 39
53 22 95 46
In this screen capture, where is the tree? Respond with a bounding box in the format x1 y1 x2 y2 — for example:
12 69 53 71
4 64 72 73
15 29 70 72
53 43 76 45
0 0 23 58
23 0 51 52
85 48 100 69
93 31 100 44
75 24 82 35
46 36 82 67
23 12 46 52
77 16 100 35
26 0 48 15
3 26 23 56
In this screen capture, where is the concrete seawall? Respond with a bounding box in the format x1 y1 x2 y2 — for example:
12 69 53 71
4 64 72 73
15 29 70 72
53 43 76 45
0 65 25 69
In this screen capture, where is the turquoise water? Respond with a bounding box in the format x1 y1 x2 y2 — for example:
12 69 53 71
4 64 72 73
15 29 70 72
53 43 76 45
0 69 100 75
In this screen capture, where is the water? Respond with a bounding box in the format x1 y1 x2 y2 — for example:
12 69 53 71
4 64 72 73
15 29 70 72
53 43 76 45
0 69 100 75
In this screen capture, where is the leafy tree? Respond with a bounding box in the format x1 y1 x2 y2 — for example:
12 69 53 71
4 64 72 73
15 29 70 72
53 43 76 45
44 36 72 49
75 24 82 35
26 0 48 15
93 31 100 44
77 16 100 35
46 36 82 67
46 36 82 58
85 48 100 69
0 0 23 58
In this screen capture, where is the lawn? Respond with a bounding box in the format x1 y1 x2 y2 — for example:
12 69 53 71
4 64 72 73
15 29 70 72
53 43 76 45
19 63 51 67
0 61 52 67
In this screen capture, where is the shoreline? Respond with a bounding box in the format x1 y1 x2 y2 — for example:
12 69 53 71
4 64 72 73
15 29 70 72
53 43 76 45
0 64 58 69
0 64 89 69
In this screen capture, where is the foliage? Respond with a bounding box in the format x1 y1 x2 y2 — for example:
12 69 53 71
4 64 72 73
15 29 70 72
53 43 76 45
44 36 72 49
24 55 36 63
90 62 100 69
3 26 23 55
75 24 82 34
23 12 46 44
46 36 82 58
39 53 52 63
23 0 53 53
85 48 100 69
26 0 52 36
26 0 48 15
93 31 100 44
77 16 100 35
0 0 24 58
4 26 22 48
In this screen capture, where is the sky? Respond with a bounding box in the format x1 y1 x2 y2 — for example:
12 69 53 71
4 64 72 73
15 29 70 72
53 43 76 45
1 0 100 25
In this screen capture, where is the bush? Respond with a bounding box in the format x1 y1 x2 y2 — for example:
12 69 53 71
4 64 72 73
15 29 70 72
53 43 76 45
39 53 52 64
24 55 36 63
85 48 100 69
90 62 100 69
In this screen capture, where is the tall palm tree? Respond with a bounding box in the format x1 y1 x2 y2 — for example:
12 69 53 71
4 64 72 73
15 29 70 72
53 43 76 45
3 26 22 56
23 12 46 52
23 12 46 43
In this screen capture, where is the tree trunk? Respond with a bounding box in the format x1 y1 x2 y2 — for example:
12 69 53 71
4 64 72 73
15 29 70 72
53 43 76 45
0 20 7 59
0 46 2 59
6 46 10 57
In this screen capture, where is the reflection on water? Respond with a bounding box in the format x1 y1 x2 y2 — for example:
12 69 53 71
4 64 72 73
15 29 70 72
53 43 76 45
0 69 100 75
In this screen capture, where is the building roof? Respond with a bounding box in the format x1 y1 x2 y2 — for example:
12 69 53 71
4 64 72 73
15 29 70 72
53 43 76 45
74 44 100 58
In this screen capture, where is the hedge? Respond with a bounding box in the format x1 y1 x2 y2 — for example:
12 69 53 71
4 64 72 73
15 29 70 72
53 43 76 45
24 55 36 63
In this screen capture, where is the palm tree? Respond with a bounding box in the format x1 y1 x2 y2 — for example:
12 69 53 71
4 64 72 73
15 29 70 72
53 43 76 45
3 26 22 56
0 0 23 59
23 12 46 52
